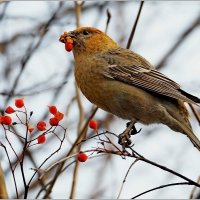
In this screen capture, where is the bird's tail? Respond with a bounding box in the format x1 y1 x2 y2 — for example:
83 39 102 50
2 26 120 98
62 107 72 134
187 133 200 152
181 123 200 152
164 99 200 151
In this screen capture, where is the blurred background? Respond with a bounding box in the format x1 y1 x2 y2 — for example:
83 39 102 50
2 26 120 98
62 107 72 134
0 1 200 198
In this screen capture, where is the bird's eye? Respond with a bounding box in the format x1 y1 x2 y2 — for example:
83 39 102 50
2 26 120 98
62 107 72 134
82 30 90 35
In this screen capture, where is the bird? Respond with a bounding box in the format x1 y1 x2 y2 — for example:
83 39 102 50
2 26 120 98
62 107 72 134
59 26 200 151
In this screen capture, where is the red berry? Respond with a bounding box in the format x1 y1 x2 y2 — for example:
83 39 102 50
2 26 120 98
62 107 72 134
28 126 34 133
77 152 88 162
37 121 46 131
89 119 98 130
65 42 73 52
54 111 64 121
37 134 46 144
2 116 12 125
49 117 59 126
0 116 4 124
48 105 57 115
15 98 24 108
5 106 15 114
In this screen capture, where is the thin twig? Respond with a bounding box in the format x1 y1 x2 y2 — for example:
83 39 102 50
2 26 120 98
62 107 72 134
42 106 98 198
129 148 200 188
189 176 200 199
19 105 31 198
126 1 144 49
105 9 111 34
0 1 8 21
90 142 200 189
5 2 64 104
117 159 139 199
3 127 20 161
82 132 200 194
38 153 78 180
74 1 82 28
132 182 191 199
0 81 68 97
70 1 85 199
0 162 8 199
0 143 19 198
156 14 200 70
27 127 67 187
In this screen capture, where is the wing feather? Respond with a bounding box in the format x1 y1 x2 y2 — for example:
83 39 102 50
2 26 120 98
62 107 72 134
104 65 197 104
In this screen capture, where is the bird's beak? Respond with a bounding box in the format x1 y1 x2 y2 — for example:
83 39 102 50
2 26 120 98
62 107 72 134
67 31 76 38
59 31 76 44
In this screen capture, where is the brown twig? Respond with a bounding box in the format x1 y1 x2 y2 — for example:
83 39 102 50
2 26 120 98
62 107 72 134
126 1 144 49
38 153 78 180
0 162 8 199
0 143 19 198
189 176 200 199
27 126 67 187
42 106 98 198
129 149 200 188
132 182 191 199
0 81 68 97
105 9 111 34
0 1 8 21
5 2 64 104
70 2 85 199
156 14 200 70
117 159 139 199
81 132 200 198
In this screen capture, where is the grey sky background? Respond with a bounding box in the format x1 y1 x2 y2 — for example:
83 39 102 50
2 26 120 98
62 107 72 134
0 1 200 198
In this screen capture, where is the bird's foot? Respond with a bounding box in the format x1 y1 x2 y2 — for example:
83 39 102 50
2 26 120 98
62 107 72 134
126 122 142 135
118 121 141 150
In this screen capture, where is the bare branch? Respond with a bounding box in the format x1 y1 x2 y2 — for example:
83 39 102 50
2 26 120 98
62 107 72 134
126 1 144 49
156 14 200 70
132 182 191 199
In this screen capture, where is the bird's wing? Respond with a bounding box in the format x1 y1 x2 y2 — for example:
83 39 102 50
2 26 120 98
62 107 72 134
103 64 197 104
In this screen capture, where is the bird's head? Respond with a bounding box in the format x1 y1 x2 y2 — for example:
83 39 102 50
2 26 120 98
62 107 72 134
59 27 118 55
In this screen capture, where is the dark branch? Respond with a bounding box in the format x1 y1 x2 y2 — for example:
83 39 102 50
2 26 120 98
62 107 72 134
126 1 144 49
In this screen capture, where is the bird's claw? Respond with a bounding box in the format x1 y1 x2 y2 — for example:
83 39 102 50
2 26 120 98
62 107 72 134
126 122 141 135
118 130 132 148
119 121 141 150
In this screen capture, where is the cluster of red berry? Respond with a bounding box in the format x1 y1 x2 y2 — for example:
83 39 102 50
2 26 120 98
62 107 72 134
0 98 24 125
36 106 64 144
0 98 65 145
1 98 99 163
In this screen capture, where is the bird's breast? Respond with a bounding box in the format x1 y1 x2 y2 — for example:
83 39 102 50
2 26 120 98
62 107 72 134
75 58 109 109
74 59 164 122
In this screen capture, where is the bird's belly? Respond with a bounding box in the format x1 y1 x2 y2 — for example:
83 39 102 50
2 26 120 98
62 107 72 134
78 76 164 124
